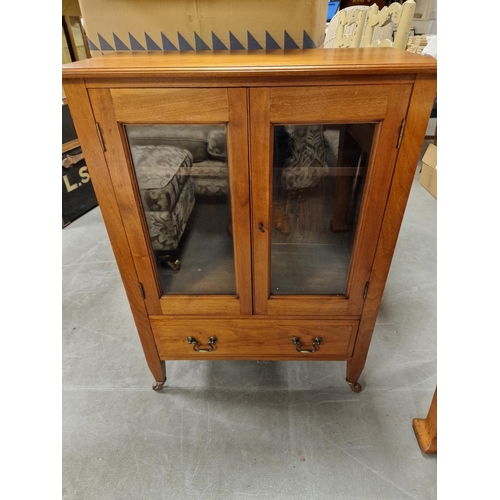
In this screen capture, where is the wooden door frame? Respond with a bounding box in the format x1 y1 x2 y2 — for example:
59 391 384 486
88 87 253 316
249 83 412 316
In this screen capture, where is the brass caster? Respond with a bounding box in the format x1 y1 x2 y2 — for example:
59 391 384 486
346 379 362 393
152 381 164 392
167 259 181 272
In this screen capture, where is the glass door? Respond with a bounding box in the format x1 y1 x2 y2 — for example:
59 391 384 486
250 84 412 316
89 88 252 316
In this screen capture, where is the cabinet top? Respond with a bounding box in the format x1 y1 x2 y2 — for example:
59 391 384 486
62 48 436 80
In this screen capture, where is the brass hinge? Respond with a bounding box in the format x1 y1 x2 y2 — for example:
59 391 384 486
95 122 106 152
139 282 146 299
363 282 369 300
396 118 406 149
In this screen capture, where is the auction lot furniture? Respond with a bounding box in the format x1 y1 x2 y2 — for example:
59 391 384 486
62 49 436 391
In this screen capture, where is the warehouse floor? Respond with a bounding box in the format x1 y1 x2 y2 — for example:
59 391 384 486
62 142 437 499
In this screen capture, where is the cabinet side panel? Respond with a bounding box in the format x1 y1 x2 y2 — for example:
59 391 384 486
63 79 165 383
346 83 413 314
347 73 437 384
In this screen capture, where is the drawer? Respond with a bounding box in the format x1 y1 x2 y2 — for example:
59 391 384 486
150 317 358 361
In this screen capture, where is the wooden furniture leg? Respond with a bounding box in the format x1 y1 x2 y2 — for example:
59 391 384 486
412 388 437 454
330 125 369 233
330 126 354 232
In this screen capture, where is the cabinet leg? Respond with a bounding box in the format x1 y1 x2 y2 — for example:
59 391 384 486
151 360 167 391
346 358 366 393
152 379 166 392
346 378 362 393
412 388 437 454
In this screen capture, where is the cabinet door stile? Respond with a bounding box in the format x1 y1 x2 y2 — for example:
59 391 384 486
227 88 253 315
249 88 273 315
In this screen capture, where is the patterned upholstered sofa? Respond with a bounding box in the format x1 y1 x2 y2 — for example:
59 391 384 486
126 124 340 265
127 125 230 269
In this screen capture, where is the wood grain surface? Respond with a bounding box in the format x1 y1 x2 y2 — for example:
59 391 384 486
151 317 358 360
62 52 436 387
62 48 437 80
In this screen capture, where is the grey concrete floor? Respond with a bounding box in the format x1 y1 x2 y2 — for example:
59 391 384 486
62 145 437 499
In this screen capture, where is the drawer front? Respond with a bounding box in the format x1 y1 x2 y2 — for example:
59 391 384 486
150 317 358 361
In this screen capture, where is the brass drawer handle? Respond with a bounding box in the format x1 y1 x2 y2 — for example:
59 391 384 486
291 336 323 353
186 336 218 353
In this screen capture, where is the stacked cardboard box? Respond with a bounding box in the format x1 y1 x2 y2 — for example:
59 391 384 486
78 0 329 55
419 143 437 199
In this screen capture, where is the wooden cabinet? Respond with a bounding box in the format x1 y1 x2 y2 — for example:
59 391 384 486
62 49 436 392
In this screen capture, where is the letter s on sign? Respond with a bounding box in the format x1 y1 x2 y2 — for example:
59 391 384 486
79 166 90 184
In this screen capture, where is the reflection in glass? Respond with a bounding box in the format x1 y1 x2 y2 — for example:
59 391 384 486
68 17 89 61
125 125 236 295
271 123 375 295
62 27 72 64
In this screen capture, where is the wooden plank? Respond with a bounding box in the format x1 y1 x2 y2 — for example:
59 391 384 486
269 85 390 123
62 79 165 384
110 88 228 123
267 296 349 316
151 317 358 360
330 126 357 232
346 74 437 386
62 48 437 80
160 296 240 316
84 74 416 89
62 138 80 153
227 88 253 315
249 88 272 314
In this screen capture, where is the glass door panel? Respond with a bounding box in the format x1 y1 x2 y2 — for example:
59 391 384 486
125 124 236 295
250 85 412 316
88 87 252 316
271 123 374 295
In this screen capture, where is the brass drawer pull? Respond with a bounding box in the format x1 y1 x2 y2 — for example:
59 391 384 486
186 336 218 353
291 336 323 353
